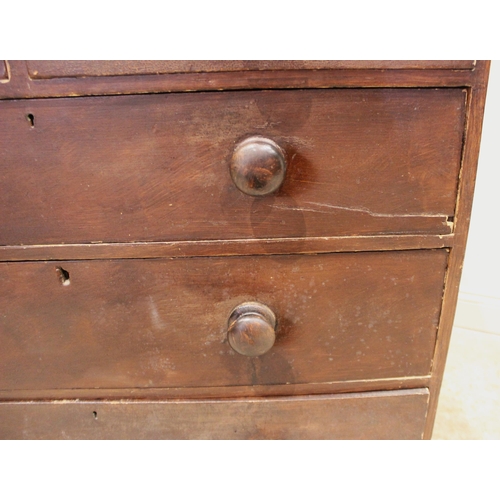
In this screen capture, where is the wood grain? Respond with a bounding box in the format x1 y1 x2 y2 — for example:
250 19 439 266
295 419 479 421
26 60 476 79
0 389 430 439
424 61 491 439
0 375 431 401
0 61 486 100
0 60 490 440
0 89 464 246
0 251 447 392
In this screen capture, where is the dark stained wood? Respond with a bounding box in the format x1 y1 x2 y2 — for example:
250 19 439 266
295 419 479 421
0 389 430 439
0 375 431 401
0 60 490 439
424 61 491 439
0 61 486 101
0 251 447 392
0 89 465 246
0 233 455 262
230 137 287 196
27 61 477 79
227 302 277 356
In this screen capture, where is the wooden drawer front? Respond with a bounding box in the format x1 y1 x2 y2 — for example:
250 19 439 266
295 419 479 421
0 389 430 439
0 250 447 391
0 89 464 245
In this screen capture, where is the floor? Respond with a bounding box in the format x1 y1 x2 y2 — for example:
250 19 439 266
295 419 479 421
432 326 500 439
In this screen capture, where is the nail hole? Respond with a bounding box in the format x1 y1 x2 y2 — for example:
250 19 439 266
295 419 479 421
26 113 35 127
93 411 98 420
56 267 70 286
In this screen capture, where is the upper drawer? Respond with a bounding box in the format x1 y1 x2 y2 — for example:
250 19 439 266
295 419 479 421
0 89 465 245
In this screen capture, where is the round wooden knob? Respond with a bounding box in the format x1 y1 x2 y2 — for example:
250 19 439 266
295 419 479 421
230 137 287 196
227 302 276 357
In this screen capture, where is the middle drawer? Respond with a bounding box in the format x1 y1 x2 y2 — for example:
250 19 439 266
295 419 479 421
1 250 447 392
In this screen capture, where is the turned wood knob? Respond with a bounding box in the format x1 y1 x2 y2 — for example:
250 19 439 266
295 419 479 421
230 137 287 196
227 302 277 357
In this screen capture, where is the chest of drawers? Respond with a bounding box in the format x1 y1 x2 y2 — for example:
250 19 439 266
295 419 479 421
0 60 489 439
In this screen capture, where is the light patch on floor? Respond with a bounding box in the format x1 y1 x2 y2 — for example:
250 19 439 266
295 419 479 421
432 327 500 439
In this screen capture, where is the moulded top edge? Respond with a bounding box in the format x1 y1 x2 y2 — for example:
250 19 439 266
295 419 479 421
25 60 477 79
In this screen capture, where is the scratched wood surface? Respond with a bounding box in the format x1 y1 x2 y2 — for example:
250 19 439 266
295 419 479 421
26 60 476 78
0 89 465 246
0 233 454 262
0 375 431 401
0 61 487 99
0 250 447 392
424 61 491 438
0 389 430 439
0 61 490 440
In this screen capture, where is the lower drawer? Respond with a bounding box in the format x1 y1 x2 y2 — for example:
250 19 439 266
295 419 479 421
0 388 429 439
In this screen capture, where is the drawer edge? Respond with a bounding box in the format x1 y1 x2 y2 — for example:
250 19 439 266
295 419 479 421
0 375 432 401
0 234 454 262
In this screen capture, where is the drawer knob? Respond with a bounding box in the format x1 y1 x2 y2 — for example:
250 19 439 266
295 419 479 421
230 137 287 196
227 302 276 357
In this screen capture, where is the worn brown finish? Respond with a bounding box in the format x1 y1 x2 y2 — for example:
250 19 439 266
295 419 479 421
227 302 277 356
0 375 431 401
26 60 477 79
0 251 447 391
424 61 491 438
0 233 454 262
0 61 487 100
0 389 430 439
0 89 464 245
230 137 287 196
0 61 489 439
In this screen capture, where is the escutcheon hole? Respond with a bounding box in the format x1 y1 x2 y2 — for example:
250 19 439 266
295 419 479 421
56 267 70 286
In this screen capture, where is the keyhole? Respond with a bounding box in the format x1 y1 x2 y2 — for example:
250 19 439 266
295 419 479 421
56 267 70 286
26 113 35 127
